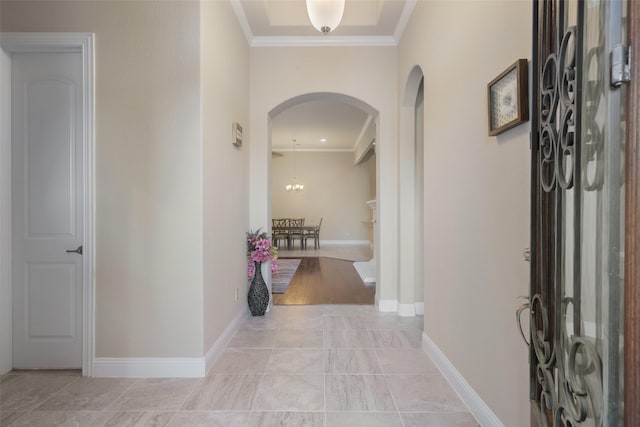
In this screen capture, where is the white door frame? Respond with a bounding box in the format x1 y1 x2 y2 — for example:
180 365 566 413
1 33 95 376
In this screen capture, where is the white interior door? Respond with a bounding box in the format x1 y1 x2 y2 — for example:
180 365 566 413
12 51 83 369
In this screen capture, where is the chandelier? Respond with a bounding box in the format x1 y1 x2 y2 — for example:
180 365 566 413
285 140 304 192
306 0 345 35
286 182 304 192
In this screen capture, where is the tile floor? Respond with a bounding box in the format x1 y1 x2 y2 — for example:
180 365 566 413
1 305 479 426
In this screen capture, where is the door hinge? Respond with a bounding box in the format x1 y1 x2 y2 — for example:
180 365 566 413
611 44 631 87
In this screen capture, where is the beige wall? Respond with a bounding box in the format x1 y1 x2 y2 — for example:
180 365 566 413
272 151 370 241
1 1 205 358
249 46 398 303
201 0 250 354
398 1 531 425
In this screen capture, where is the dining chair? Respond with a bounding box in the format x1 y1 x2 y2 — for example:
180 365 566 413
303 217 322 249
272 218 289 249
288 218 305 249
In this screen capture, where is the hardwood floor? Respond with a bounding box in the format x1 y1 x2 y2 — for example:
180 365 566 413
276 243 372 262
272 257 375 305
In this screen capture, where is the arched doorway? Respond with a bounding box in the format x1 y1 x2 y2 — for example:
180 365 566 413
398 66 425 317
267 92 380 307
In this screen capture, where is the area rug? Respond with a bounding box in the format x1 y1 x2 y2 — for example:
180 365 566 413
272 259 302 294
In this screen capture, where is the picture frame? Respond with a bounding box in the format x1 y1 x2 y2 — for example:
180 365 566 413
487 59 529 136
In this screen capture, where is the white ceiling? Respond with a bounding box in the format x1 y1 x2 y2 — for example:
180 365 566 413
271 99 373 151
231 0 416 46
235 0 407 152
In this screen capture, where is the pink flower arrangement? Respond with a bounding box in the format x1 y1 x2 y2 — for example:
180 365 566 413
246 229 278 279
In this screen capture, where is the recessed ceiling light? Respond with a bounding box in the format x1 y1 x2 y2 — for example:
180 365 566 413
320 138 327 143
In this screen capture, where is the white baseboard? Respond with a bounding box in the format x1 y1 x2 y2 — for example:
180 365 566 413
204 307 249 374
320 240 369 246
422 332 504 427
378 299 398 312
92 357 205 378
92 308 250 378
379 300 423 317
398 303 416 317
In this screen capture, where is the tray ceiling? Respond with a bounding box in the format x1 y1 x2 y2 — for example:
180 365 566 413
231 0 416 46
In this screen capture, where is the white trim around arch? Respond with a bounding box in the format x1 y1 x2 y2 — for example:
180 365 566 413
0 32 95 376
397 66 425 316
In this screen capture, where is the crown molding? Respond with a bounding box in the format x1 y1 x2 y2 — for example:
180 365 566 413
273 148 353 153
250 35 398 48
394 0 417 43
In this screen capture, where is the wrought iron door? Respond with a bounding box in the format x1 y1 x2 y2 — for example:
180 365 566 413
530 0 627 426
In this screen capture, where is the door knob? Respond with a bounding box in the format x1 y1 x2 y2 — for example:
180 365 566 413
523 247 531 262
66 245 83 255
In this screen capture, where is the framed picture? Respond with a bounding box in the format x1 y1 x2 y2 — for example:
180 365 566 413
487 59 529 136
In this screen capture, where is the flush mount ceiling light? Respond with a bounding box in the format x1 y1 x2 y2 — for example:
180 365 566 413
306 0 345 35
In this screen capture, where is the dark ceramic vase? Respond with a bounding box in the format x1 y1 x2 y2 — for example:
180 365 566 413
248 261 269 316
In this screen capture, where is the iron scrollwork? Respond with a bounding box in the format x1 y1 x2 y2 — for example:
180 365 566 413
531 294 555 370
530 293 557 427
582 5 605 192
533 8 605 424
557 298 604 426
562 337 604 424
540 27 578 193
532 294 604 426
